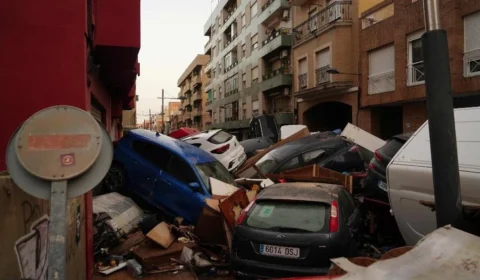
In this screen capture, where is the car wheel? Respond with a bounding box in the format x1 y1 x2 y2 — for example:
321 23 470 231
102 163 126 193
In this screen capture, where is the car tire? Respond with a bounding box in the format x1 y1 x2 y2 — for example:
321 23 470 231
102 162 127 193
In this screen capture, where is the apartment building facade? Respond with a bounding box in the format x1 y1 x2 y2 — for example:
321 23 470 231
177 54 212 131
290 0 360 132
203 0 296 140
359 0 480 139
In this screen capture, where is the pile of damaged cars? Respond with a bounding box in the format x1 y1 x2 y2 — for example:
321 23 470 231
93 112 480 279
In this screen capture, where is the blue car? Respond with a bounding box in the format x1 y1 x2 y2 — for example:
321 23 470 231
102 129 237 224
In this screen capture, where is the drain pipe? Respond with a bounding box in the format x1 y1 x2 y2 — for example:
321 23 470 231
422 0 463 228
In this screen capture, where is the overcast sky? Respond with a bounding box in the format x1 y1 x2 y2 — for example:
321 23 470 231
136 0 215 122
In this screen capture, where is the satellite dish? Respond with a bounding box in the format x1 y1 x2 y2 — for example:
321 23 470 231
6 105 113 279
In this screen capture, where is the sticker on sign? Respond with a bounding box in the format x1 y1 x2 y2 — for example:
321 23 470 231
260 244 300 258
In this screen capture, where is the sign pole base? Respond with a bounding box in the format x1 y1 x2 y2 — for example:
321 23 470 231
47 180 68 280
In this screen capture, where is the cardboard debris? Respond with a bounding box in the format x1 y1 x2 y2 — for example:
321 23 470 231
146 222 175 249
219 189 251 230
132 241 197 271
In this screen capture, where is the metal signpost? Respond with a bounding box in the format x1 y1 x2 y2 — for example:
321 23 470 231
422 0 463 228
6 105 113 280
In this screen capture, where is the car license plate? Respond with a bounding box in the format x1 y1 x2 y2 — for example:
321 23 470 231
238 153 246 163
378 180 388 192
259 244 300 258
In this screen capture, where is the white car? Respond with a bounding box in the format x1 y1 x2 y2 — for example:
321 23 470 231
182 129 247 172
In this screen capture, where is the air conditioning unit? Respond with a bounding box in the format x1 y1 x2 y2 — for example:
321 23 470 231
283 88 290 96
282 9 290 21
280 49 288 58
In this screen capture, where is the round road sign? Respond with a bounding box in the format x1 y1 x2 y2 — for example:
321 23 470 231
15 106 102 181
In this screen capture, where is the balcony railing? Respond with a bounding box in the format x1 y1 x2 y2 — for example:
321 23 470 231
361 3 394 29
224 60 238 73
464 48 480 77
262 28 291 47
298 73 307 89
205 100 213 106
368 70 395 95
263 67 292 80
293 1 352 45
315 65 331 85
204 37 212 49
225 88 239 97
407 61 425 86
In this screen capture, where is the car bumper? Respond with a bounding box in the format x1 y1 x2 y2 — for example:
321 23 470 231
228 152 247 172
232 255 330 279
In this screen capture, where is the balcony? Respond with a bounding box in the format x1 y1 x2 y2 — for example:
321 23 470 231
224 60 238 73
225 88 239 97
261 68 293 92
211 118 251 130
275 111 294 125
407 61 425 86
288 0 309 5
368 71 395 95
293 1 352 46
259 0 290 24
183 111 192 120
259 29 292 58
362 2 394 29
192 74 201 87
193 108 203 117
315 65 331 85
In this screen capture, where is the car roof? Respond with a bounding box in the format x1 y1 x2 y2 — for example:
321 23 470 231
183 129 221 141
128 129 217 164
269 133 344 161
256 182 343 203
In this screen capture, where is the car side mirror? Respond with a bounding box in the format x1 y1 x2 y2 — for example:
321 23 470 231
188 182 201 192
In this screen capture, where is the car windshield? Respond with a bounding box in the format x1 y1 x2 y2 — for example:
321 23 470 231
195 161 237 193
255 153 278 174
246 200 328 233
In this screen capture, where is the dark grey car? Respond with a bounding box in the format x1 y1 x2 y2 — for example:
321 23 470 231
231 183 363 278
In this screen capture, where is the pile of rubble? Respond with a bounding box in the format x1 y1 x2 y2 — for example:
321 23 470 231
93 179 263 278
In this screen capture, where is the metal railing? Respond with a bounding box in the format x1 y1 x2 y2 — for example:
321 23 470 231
464 48 480 77
315 65 331 85
262 27 291 47
293 1 352 45
407 61 425 85
263 67 291 80
298 73 307 89
368 70 395 95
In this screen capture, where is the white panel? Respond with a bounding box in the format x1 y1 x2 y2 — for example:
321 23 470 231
368 44 395 76
299 58 307 74
465 11 480 51
315 48 330 68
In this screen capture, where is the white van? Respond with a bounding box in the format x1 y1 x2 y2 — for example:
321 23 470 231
387 107 480 245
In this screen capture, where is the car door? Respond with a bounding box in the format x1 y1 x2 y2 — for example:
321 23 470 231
323 146 364 173
128 140 163 198
155 154 205 224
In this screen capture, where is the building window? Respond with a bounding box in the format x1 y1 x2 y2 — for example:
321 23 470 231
242 103 247 120
242 73 247 87
242 43 246 58
252 66 259 84
225 74 238 96
464 11 480 77
251 1 258 17
315 47 331 85
298 58 307 89
407 30 425 86
251 34 258 50
368 44 395 95
252 100 259 116
242 14 246 27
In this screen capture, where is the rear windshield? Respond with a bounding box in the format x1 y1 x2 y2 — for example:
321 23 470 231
379 138 405 157
209 130 232 144
246 200 328 233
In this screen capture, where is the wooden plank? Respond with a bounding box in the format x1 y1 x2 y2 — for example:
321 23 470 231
234 127 310 177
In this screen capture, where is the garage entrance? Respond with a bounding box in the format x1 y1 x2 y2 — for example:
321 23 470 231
303 102 352 132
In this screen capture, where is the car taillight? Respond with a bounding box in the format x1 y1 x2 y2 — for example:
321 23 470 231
368 162 375 171
211 144 230 154
278 179 286 183
329 200 339 233
374 150 382 161
236 199 256 225
348 145 359 153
